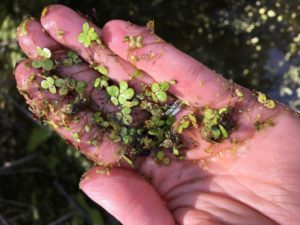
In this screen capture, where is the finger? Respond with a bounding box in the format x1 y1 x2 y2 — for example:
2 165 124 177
17 18 119 112
14 60 120 164
101 19 236 107
40 5 154 87
80 166 175 225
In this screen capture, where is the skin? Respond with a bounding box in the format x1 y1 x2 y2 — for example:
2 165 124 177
14 5 300 225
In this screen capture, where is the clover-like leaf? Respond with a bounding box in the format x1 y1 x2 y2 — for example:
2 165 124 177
32 60 42 68
77 22 99 48
42 59 54 71
107 85 119 97
75 81 86 95
37 47 51 59
119 81 128 92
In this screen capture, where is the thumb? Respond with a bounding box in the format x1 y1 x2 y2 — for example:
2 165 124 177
80 167 175 225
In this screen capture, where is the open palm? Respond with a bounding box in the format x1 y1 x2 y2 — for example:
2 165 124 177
15 5 300 225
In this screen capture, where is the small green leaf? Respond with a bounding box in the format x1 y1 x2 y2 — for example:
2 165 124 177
46 77 55 85
42 48 51 58
219 125 228 138
107 85 119 97
122 135 132 144
172 147 179 156
75 81 86 94
204 108 214 119
156 151 165 161
55 78 65 87
211 127 221 139
131 98 139 106
63 58 73 67
65 78 76 89
122 114 133 125
119 81 128 92
160 82 169 91
96 65 108 75
82 22 89 32
124 88 134 99
111 96 119 105
257 92 267 104
78 33 86 43
32 60 42 68
49 85 56 94
121 107 131 115
118 95 127 105
41 80 49 89
151 83 160 92
59 86 68 96
156 91 167 102
166 115 175 125
93 78 101 88
100 80 108 88
42 59 54 71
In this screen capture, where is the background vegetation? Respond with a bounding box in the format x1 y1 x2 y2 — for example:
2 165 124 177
1 0 300 224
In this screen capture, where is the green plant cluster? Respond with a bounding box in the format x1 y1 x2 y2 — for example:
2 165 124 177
202 107 234 142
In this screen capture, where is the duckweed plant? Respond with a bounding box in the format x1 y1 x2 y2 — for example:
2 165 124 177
23 22 239 167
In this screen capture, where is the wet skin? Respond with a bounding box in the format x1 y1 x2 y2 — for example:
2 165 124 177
15 5 300 225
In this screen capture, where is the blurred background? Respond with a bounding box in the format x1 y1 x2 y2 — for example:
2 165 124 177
1 0 300 224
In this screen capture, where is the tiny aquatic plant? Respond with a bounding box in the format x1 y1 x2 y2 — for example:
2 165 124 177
77 22 101 48
106 81 135 106
150 82 169 103
31 47 54 71
63 51 82 67
123 35 143 48
201 107 234 141
257 92 276 109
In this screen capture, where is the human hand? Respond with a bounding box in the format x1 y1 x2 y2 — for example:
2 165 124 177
15 5 300 225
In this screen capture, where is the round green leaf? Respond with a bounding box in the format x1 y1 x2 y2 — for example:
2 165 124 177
66 78 76 89
119 81 128 92
156 151 165 161
42 48 51 58
46 77 55 85
82 22 89 32
211 126 221 139
48 85 56 94
36 47 44 57
124 88 134 99
84 38 91 48
59 86 68 96
77 33 86 43
160 82 169 91
118 94 127 105
42 59 54 71
63 58 73 67
75 81 86 94
151 82 160 92
131 98 139 106
122 115 133 125
111 96 119 105
100 80 108 88
55 78 65 87
156 91 167 102
97 65 108 75
121 107 131 115
107 85 119 97
31 60 42 68
122 135 133 144
93 78 101 88
41 80 49 89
